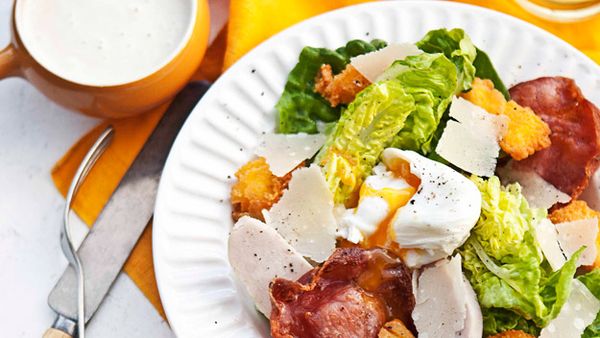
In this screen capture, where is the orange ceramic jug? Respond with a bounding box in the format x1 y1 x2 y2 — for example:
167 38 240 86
0 0 210 119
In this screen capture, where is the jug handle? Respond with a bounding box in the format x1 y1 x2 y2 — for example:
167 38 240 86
0 44 19 79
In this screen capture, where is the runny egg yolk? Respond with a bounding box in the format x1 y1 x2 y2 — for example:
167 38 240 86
359 159 420 249
386 157 421 188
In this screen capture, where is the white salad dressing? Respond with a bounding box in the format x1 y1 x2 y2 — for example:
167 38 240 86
16 0 195 86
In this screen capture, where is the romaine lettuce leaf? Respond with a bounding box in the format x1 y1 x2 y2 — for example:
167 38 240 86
461 176 582 336
415 28 477 93
578 269 600 338
276 39 387 134
473 48 510 100
387 53 457 154
417 28 509 99
315 80 415 204
384 28 477 155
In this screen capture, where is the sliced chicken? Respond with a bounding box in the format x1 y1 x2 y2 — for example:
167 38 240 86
227 216 312 316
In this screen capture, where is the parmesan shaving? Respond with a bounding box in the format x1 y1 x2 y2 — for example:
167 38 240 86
264 165 337 262
535 218 567 271
540 279 600 338
497 161 571 210
350 43 421 82
255 133 325 177
435 97 508 177
555 218 599 267
228 216 313 316
412 255 468 338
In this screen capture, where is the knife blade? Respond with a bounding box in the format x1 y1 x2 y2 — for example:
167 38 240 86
46 81 210 331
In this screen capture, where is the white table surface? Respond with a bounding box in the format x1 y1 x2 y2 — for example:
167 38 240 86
0 1 228 336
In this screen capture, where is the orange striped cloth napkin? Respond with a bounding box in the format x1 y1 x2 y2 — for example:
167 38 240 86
51 0 600 318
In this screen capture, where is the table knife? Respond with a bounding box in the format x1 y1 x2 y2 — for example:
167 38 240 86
44 81 211 337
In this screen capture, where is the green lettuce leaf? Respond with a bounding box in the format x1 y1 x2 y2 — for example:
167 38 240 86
387 53 457 154
482 308 540 336
461 176 582 336
415 28 477 93
276 39 387 134
473 48 510 100
578 269 600 338
315 80 415 204
384 28 477 155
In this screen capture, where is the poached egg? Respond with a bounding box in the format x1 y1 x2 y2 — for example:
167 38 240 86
338 149 482 267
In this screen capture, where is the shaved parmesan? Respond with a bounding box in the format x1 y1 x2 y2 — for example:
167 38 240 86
264 165 337 262
497 161 571 209
228 216 313 316
436 96 508 177
540 279 600 338
555 218 599 267
535 218 567 271
255 133 325 177
350 43 421 82
581 168 600 210
413 255 468 338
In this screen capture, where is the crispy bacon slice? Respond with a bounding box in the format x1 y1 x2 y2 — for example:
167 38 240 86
509 77 600 199
269 247 415 338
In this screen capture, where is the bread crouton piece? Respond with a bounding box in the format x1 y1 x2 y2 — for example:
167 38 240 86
378 319 415 338
488 330 536 338
230 157 293 222
461 77 551 161
314 64 371 107
462 78 506 116
549 200 600 224
549 200 600 268
501 100 552 161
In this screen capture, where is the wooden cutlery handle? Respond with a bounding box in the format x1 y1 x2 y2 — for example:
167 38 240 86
42 328 72 338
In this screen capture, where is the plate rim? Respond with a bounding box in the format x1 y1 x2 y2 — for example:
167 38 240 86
152 1 600 336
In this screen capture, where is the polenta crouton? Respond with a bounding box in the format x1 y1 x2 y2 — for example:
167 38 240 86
378 319 415 338
314 64 370 107
549 200 600 268
549 200 600 224
501 101 552 161
488 330 536 338
230 157 293 222
461 77 551 161
462 78 506 116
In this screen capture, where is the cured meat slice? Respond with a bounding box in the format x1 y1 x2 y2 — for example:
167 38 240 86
270 247 415 338
509 77 600 199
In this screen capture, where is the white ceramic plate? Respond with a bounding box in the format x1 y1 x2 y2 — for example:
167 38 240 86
153 1 600 337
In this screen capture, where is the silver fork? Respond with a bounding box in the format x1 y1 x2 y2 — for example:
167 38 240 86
60 126 114 338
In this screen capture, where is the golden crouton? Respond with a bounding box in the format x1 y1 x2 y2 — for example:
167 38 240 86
489 330 536 338
461 77 551 161
549 200 600 268
462 78 506 116
549 199 600 224
500 100 552 161
378 319 415 338
230 157 293 222
314 64 371 107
